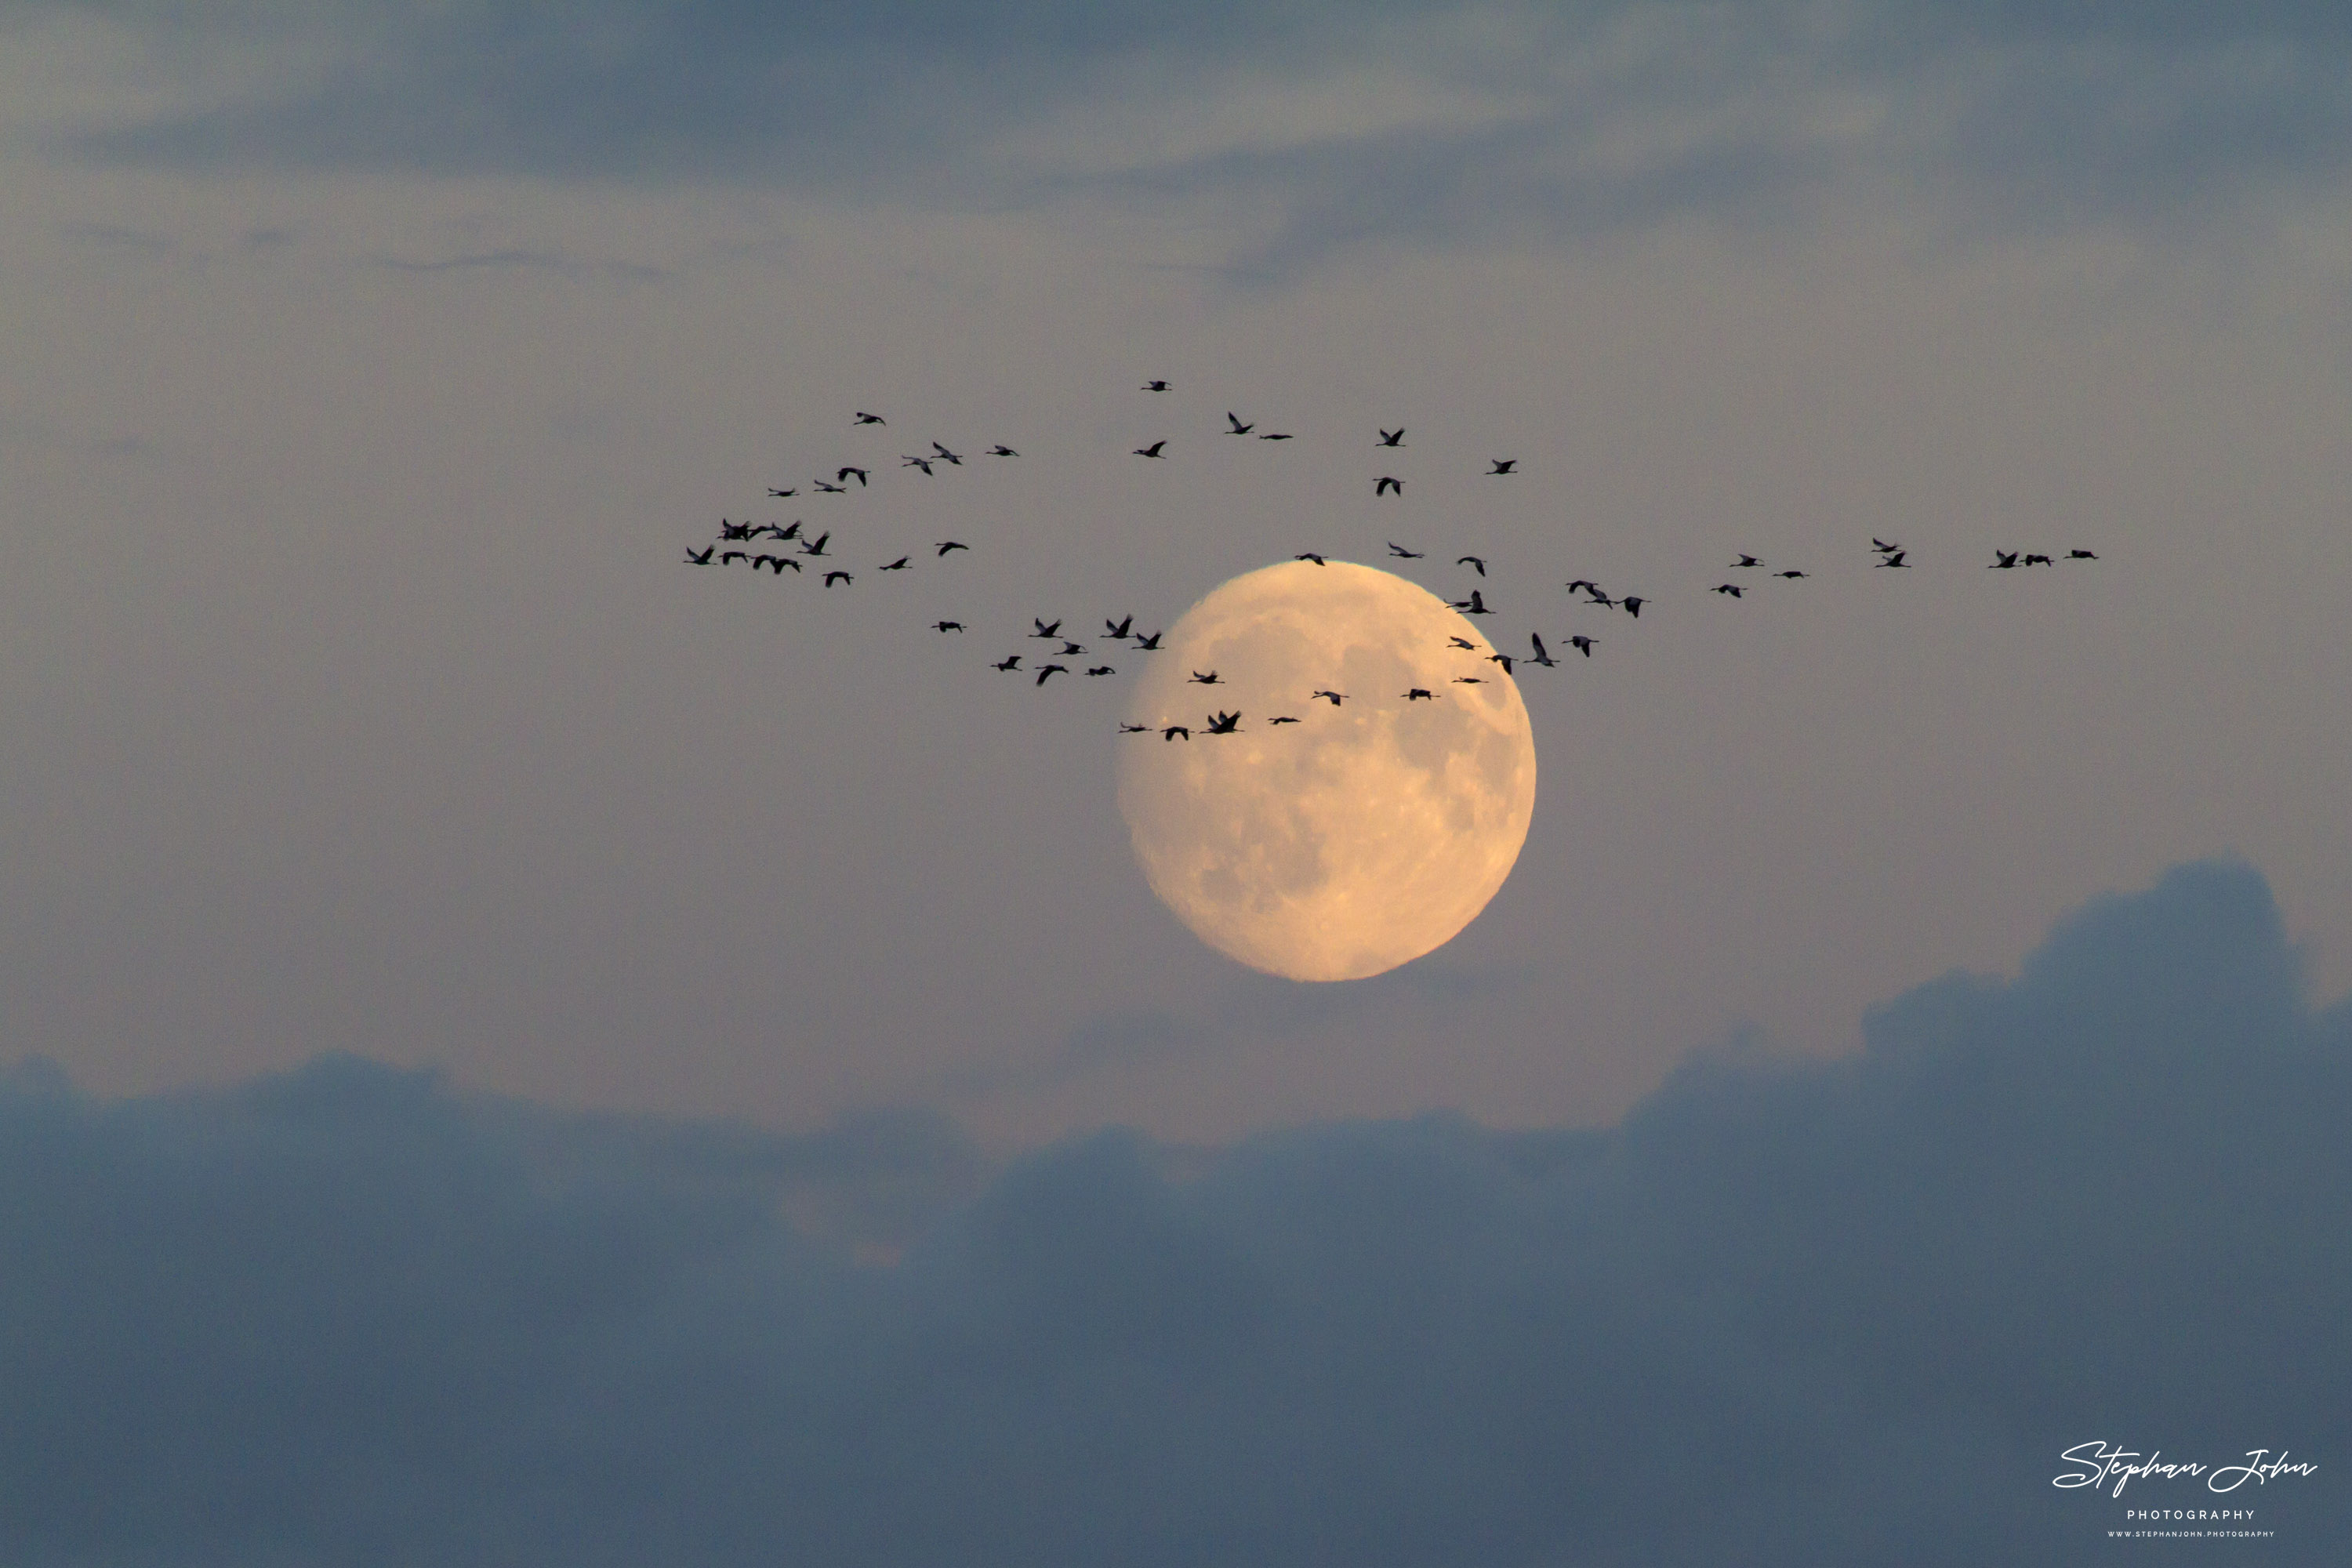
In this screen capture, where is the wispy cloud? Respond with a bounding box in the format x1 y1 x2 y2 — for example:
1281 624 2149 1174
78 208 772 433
946 960 1525 1098
371 245 574 274
31 2 2352 268
56 218 173 252
0 406 183 462
364 245 673 285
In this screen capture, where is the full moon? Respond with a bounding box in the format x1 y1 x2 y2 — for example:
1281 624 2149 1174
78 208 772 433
1119 560 1537 982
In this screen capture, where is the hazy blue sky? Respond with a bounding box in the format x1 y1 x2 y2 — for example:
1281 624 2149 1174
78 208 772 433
3 2 2349 1558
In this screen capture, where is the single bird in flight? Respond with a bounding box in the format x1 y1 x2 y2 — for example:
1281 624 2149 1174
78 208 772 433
684 546 715 564
1991 551 2020 569
1204 710 1243 735
1225 412 1254 434
1449 637 1479 650
1035 664 1067 684
993 655 1022 671
838 466 869 486
1570 635 1595 656
879 557 909 572
1119 722 1149 734
1621 595 1646 618
901 455 934 474
2070 548 2098 559
1527 633 1558 667
1134 440 1167 458
1296 552 1327 565
929 443 962 466
767 486 797 498
1375 476 1403 496
811 479 847 493
1142 379 1170 391
1713 583 1744 597
1733 554 1761 568
1031 619 1062 639
1087 666 1116 677
1388 543 1424 559
1458 555 1486 576
1258 431 1294 441
1404 688 1436 701
823 570 852 587
1377 427 1405 447
1311 689 1346 706
1488 652 1515 674
1189 670 1224 684
797 532 832 556
934 620 964 633
1104 615 1134 640
988 445 1018 456
854 411 885 425
1162 725 1190 740
1133 631 1163 650
1876 550 1911 568
1269 715 1301 724
935 540 968 556
1487 459 1516 474
1454 590 1492 615
1775 569 1808 579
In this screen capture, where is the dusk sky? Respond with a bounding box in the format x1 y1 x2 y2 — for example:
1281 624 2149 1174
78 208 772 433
3 2 2349 1559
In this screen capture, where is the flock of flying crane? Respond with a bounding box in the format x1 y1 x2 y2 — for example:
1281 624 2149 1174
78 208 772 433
682 380 2100 739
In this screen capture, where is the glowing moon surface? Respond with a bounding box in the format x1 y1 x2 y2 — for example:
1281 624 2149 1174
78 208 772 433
1119 560 1537 982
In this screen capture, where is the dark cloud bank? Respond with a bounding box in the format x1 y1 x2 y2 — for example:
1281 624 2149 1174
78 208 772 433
3 859 2347 1563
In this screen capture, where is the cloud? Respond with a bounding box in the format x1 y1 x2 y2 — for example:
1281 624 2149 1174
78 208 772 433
372 247 578 274
2 858 2347 1563
26 2 2352 265
55 219 172 252
0 405 183 463
946 960 1517 1099
368 247 673 282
